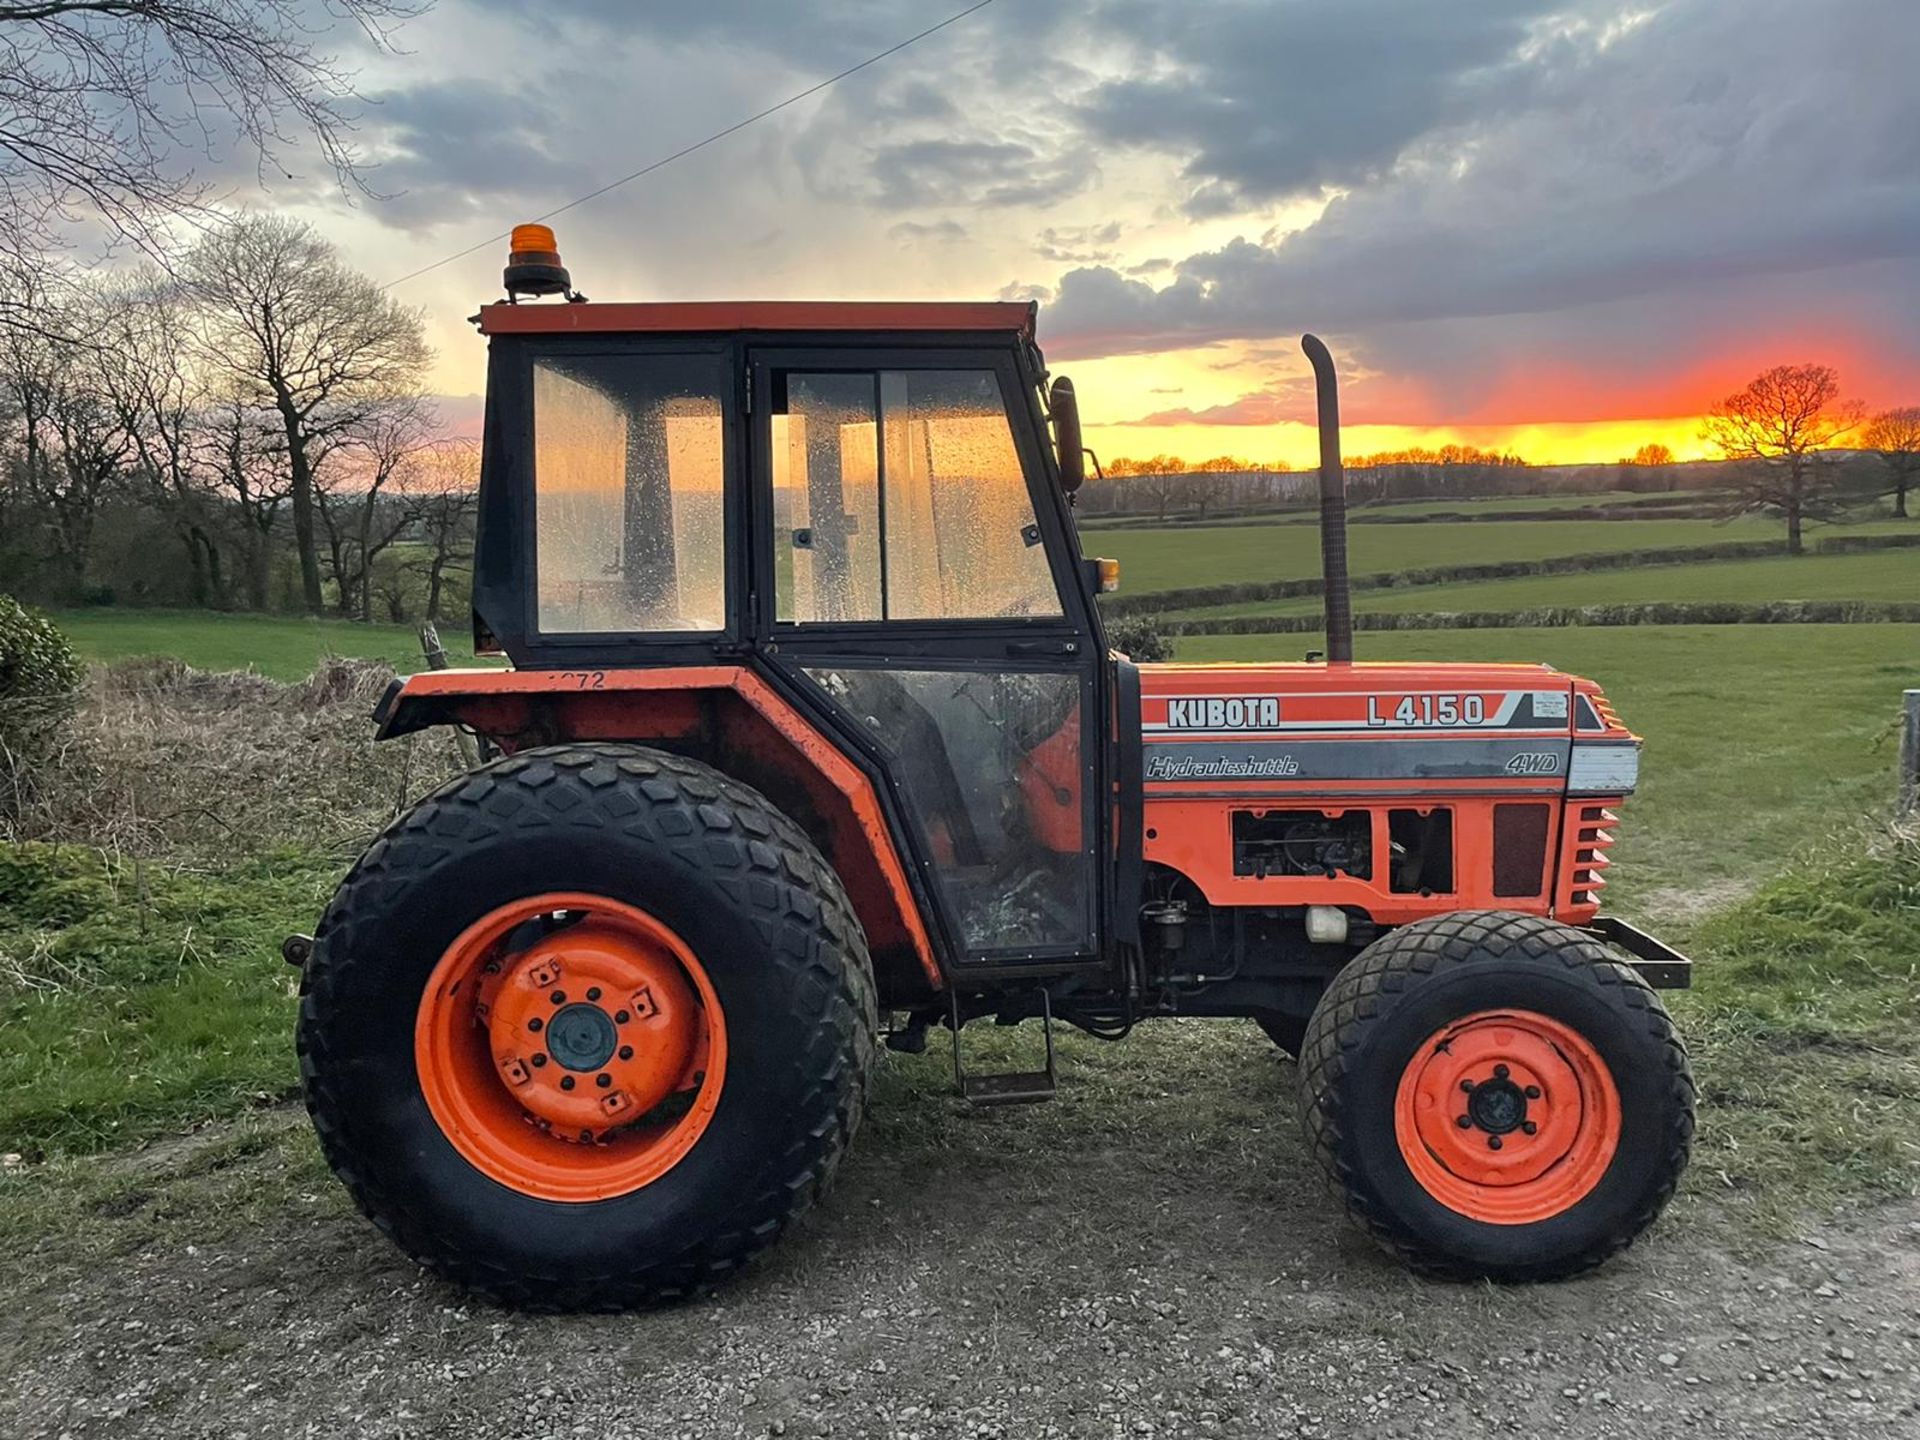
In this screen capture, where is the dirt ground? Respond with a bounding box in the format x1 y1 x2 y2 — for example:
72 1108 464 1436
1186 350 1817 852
5 1029 1919 1440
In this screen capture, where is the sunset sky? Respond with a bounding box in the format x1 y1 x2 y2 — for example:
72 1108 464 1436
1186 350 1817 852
250 0 1920 468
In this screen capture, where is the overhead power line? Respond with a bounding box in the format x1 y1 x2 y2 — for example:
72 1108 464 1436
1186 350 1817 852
383 0 998 289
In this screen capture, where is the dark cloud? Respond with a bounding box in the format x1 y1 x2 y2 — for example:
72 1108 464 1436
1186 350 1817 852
347 0 1920 425
1044 0 1920 393
1076 0 1556 216
358 82 589 228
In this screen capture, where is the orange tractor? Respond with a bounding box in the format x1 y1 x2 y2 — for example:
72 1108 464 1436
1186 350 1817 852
292 227 1693 1307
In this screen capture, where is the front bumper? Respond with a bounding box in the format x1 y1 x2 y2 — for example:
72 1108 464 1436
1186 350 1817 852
1582 916 1691 989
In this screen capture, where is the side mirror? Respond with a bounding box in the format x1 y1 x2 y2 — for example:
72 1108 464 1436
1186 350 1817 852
1049 376 1085 493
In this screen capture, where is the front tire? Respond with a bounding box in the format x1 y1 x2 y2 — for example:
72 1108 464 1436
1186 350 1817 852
1299 911 1693 1281
297 743 877 1309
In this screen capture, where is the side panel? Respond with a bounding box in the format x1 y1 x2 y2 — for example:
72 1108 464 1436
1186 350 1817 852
1135 662 1613 925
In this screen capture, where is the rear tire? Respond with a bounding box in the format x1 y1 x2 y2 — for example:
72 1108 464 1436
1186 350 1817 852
1298 911 1692 1281
297 743 877 1309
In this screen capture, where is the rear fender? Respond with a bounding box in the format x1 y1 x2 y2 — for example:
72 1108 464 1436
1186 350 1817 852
376 666 942 999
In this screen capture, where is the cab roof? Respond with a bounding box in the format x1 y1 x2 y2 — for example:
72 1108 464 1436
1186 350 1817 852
476 299 1038 338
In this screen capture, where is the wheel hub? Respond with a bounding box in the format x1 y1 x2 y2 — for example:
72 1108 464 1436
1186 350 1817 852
476 918 701 1142
546 1003 618 1072
1463 1072 1529 1135
1394 1009 1621 1224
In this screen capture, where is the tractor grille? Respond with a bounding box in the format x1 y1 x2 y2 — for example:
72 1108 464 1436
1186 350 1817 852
1569 804 1617 906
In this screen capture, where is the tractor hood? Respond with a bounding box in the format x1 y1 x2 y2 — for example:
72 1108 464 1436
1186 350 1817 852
1135 660 1636 792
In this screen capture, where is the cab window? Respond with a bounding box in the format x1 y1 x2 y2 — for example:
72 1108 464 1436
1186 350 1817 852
532 353 727 634
774 369 1061 623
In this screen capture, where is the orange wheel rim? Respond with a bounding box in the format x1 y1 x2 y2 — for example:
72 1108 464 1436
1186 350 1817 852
1393 1008 1619 1225
415 892 726 1202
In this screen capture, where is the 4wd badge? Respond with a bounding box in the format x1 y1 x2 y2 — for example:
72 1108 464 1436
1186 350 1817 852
1165 696 1281 730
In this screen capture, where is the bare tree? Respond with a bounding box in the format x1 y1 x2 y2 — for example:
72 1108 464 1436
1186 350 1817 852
187 214 430 613
0 0 426 330
317 392 433 620
199 396 289 610
395 436 478 622
1703 364 1863 553
94 270 234 603
1862 406 1920 520
0 277 130 589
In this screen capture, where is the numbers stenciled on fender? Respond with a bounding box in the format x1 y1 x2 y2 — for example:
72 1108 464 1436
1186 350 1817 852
1367 693 1487 727
559 670 608 690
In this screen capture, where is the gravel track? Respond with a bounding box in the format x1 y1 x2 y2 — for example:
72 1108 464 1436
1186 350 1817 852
5 1048 1920 1439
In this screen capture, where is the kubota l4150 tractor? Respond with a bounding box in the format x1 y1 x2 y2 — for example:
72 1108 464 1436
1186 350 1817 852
291 228 1694 1308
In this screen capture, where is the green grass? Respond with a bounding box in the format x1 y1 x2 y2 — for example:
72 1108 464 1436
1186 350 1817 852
1677 831 1920 1220
0 845 335 1155
51 608 487 682
1173 624 1920 910
1164 549 1920 620
1098 515 1914 594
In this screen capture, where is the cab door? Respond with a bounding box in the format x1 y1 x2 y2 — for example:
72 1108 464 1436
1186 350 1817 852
745 346 1105 969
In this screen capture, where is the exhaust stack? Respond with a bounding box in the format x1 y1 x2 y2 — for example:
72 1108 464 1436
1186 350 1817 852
1300 333 1353 664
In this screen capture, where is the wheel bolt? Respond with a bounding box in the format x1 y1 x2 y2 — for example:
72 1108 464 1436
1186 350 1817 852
550 990 566 1005
587 987 602 1001
596 1073 612 1088
1459 1079 1475 1094
1524 1085 1541 1099
1493 1064 1510 1080
527 1017 543 1032
1456 1114 1473 1129
614 1010 631 1025
559 1075 575 1091
532 1054 548 1068
618 1045 634 1061
1521 1120 1537 1135
1488 1136 1503 1150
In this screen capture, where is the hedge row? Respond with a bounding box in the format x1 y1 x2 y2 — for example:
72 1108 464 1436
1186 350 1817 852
1079 491 1724 532
1163 599 1920 637
1104 531 1920 617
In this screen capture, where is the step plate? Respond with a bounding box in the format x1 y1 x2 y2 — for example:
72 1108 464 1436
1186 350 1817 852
961 1070 1057 1106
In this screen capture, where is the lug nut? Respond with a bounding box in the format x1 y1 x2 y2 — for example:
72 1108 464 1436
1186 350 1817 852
527 1017 543 1032
1488 1136 1503 1151
1524 1085 1541 1099
1521 1120 1537 1135
618 1045 634 1061
532 1054 548 1068
560 1076 575 1091
587 987 602 1001
1459 1079 1475 1094
1493 1064 1510 1080
550 990 566 1005
1456 1115 1473 1129
596 1073 612 1088
614 1010 631 1025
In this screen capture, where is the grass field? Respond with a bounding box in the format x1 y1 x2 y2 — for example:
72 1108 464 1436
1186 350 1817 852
1164 549 1920 619
1172 624 1920 911
52 607 487 681
10 529 1920 1225
1098 514 1913 594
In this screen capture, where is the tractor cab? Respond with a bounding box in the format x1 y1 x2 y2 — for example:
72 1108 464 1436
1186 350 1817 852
462 292 1111 970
